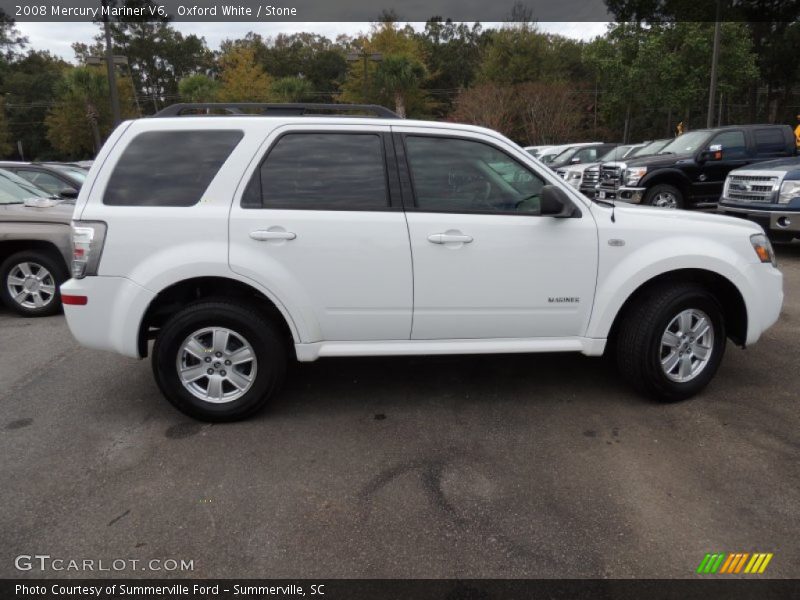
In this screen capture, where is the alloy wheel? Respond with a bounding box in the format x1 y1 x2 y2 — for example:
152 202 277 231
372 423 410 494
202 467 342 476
659 309 714 383
6 261 57 309
176 327 258 403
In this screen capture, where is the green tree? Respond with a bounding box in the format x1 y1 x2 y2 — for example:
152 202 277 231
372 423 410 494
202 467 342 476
178 74 218 102
270 76 314 102
373 55 426 117
0 98 13 157
45 66 137 157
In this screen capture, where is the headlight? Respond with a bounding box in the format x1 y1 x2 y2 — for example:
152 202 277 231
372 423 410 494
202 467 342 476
778 180 800 205
624 167 647 186
564 171 582 188
750 233 776 267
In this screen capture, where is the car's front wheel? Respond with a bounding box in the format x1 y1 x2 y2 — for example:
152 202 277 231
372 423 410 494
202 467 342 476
644 184 684 209
152 300 288 422
0 250 67 317
616 283 726 401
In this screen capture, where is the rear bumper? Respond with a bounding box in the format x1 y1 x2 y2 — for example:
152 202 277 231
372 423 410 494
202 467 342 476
719 204 800 236
61 276 155 359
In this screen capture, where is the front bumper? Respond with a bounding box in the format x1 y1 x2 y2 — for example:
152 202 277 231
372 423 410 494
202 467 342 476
61 276 155 359
596 186 646 204
743 263 783 346
718 203 800 236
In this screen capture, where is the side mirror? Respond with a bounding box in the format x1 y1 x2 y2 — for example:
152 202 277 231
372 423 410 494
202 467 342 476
541 185 580 218
698 144 723 163
59 187 79 199
570 156 581 164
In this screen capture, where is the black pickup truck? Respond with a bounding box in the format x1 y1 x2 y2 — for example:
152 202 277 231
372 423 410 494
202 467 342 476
595 124 796 209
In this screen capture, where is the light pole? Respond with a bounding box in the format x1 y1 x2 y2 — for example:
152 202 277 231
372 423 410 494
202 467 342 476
346 49 383 102
706 0 723 128
100 0 121 125
86 54 141 116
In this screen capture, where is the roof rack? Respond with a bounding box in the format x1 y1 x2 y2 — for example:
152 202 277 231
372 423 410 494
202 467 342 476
154 103 401 119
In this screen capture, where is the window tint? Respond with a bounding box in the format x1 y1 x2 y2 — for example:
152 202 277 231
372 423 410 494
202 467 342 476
754 128 785 154
247 133 388 210
104 130 243 206
709 130 747 159
405 136 546 214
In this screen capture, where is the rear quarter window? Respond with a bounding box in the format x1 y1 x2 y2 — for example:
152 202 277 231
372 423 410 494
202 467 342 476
103 130 243 206
754 128 787 155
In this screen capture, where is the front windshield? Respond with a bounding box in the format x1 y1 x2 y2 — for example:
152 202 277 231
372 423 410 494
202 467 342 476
539 151 561 164
0 169 50 204
658 131 710 155
51 166 88 183
599 145 633 162
631 140 669 157
548 147 574 164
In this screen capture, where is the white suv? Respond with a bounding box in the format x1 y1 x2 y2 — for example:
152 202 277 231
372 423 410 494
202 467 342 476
61 103 784 421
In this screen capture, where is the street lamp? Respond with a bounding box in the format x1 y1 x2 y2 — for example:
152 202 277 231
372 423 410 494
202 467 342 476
346 49 383 101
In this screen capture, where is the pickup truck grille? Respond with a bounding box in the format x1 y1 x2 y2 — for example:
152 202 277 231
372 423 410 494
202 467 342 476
726 174 778 203
582 167 599 186
599 165 622 189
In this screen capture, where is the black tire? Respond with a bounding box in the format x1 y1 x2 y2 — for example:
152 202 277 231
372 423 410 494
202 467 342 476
616 283 726 402
0 250 68 317
152 300 287 422
643 183 684 209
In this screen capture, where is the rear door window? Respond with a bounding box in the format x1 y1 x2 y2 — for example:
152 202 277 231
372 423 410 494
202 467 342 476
103 130 243 206
243 132 388 210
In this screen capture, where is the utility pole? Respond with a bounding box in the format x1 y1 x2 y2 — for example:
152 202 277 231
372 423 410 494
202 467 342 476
102 0 121 126
346 48 382 102
706 0 722 128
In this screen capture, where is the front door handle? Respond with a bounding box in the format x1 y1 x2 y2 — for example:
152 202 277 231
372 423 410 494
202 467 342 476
250 229 296 241
427 233 473 244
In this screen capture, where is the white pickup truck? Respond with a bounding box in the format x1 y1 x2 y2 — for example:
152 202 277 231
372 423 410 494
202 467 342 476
61 103 783 421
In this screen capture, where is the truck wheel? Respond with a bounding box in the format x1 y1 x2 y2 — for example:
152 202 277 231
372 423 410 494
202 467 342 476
152 300 287 422
616 283 726 402
0 250 67 317
644 184 684 209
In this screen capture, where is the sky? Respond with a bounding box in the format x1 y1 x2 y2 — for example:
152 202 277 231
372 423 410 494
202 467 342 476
15 21 610 62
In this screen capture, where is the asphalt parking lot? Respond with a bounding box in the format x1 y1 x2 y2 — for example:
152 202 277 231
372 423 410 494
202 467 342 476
1 243 798 580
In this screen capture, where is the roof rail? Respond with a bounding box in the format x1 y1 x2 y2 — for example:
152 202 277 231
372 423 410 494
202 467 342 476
154 103 401 119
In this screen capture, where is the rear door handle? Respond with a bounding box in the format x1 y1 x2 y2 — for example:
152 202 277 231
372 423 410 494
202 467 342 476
427 233 473 244
250 230 296 241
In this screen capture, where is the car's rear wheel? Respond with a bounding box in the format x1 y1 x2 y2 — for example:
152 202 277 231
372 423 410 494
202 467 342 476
616 283 726 401
0 250 67 317
644 184 684 209
152 300 287 422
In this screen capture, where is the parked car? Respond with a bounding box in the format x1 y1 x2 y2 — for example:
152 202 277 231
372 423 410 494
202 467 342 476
524 145 551 158
547 143 618 170
0 169 72 316
718 156 800 242
557 144 645 195
0 161 86 198
596 125 797 209
537 142 604 165
61 102 782 421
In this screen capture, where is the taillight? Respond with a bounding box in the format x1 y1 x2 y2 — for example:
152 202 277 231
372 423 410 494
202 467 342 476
71 221 107 279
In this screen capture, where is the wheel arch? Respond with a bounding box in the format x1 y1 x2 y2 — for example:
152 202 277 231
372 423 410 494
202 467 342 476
0 239 69 270
640 169 692 198
605 268 748 349
137 276 299 359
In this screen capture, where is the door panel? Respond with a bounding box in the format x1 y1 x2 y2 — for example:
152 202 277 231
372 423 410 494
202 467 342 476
229 126 413 342
406 212 598 339
396 129 598 340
